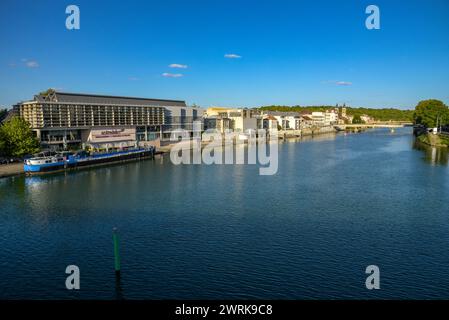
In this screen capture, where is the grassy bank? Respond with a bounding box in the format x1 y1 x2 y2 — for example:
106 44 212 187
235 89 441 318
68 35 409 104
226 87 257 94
417 133 449 147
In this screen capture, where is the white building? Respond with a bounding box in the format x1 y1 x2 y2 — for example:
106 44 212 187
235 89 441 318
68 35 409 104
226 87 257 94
312 109 339 126
360 114 374 123
263 111 301 130
325 109 339 125
312 112 326 126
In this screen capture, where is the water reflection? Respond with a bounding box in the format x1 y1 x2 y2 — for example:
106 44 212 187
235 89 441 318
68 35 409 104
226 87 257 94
413 139 448 166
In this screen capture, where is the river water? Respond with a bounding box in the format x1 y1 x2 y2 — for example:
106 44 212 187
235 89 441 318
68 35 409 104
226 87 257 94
1 127 449 299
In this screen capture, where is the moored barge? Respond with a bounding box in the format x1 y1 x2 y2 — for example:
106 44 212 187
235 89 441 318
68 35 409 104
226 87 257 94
24 147 155 174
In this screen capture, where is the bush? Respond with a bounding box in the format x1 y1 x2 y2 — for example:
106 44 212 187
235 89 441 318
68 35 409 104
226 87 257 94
0 117 40 157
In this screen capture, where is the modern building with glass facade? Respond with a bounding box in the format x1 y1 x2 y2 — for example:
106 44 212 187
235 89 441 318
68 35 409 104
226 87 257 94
13 90 202 150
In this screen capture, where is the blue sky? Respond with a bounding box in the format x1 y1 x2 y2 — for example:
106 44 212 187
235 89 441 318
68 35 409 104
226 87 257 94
0 0 448 109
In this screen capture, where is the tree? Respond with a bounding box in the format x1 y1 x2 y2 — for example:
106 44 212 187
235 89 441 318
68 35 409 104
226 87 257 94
413 99 449 128
0 128 6 156
39 88 56 96
352 115 364 124
0 117 40 157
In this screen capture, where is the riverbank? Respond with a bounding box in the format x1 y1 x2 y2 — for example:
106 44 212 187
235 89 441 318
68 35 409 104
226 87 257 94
0 127 342 179
0 163 24 178
417 133 449 147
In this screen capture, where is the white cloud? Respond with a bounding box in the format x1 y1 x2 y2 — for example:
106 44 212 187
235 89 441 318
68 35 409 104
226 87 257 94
9 58 39 68
224 53 242 59
322 80 352 86
336 81 352 86
169 63 188 69
22 59 39 68
162 73 183 78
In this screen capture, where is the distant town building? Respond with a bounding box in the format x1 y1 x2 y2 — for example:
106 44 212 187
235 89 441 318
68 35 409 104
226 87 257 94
339 107 354 124
311 112 326 126
204 107 259 133
301 115 314 128
262 115 278 132
309 109 339 126
360 114 374 123
204 117 231 133
325 109 338 125
262 111 301 130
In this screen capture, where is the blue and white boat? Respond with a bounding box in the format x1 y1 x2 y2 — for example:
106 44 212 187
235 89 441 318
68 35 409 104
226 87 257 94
24 147 155 174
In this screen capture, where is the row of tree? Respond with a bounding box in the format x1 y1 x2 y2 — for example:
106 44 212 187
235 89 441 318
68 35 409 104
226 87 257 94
0 117 40 158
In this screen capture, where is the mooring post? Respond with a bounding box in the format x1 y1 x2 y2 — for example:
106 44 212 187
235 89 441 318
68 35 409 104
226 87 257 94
113 227 121 276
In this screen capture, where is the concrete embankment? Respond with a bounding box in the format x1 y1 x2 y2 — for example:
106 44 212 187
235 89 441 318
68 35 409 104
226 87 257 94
0 163 24 179
159 126 339 152
277 126 337 139
301 126 337 136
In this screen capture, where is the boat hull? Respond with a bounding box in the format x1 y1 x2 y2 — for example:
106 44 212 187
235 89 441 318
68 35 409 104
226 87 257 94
24 148 155 174
24 161 66 172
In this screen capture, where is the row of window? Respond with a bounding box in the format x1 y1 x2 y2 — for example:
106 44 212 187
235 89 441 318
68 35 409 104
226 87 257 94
21 104 165 128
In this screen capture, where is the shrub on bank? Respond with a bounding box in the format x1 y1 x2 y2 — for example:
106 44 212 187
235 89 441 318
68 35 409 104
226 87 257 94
0 117 40 157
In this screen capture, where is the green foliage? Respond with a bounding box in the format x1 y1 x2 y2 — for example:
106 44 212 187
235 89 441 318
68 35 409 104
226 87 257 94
348 108 414 122
258 105 414 121
352 115 364 124
417 134 430 145
417 133 449 147
0 128 6 156
439 135 449 147
0 116 40 157
39 88 56 96
413 99 449 128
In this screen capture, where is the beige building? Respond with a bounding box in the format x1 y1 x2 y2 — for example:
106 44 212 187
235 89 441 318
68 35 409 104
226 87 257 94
204 107 259 133
262 115 278 132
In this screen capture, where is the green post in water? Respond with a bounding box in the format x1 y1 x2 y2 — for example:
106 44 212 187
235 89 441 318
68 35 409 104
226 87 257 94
113 227 121 275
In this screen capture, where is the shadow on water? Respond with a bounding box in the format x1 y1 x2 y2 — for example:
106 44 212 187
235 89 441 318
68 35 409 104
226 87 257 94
413 139 448 166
